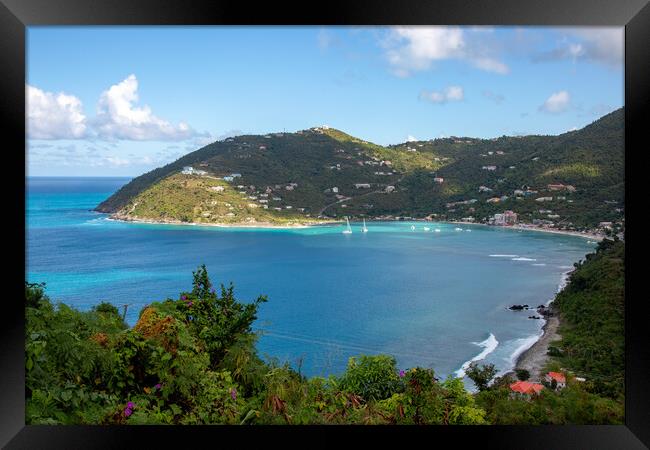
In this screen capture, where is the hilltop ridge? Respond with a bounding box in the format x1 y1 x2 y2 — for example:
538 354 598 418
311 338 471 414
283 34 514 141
96 108 624 231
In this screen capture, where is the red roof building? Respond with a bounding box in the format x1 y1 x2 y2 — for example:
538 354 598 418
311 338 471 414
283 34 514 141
510 381 544 395
545 372 567 388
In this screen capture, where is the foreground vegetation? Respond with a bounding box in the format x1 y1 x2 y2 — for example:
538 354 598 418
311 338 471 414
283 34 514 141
25 240 624 425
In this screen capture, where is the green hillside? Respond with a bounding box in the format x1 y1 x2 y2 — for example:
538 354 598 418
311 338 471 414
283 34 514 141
96 109 624 230
113 173 325 226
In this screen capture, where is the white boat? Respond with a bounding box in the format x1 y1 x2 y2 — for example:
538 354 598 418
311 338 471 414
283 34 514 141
423 227 430 231
455 227 463 231
434 228 441 233
361 218 368 233
411 225 416 231
342 217 352 234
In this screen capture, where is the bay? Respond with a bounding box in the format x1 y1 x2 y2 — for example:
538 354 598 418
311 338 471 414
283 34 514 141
26 176 595 380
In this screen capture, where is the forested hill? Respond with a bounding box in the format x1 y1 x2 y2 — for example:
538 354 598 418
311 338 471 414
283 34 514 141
95 108 623 230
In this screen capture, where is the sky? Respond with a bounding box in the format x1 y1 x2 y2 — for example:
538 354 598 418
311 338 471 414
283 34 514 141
26 26 624 176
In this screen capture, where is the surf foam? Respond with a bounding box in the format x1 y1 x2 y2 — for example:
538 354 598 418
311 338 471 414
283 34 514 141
455 333 499 378
509 330 544 370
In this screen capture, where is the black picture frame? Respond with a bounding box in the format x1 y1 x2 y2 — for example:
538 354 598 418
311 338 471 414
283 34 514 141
3 0 648 447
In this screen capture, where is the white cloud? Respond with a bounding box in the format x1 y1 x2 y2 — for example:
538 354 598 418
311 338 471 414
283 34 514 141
382 27 509 77
539 90 570 113
105 156 130 167
571 28 623 66
419 86 465 104
94 74 202 141
27 85 87 139
406 135 417 142
533 28 623 67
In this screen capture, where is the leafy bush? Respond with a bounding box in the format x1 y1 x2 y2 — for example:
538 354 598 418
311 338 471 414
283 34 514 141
338 355 403 401
465 362 498 391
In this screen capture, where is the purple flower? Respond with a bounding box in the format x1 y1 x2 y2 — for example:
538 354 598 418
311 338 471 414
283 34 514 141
230 388 237 401
124 408 132 417
154 383 162 390
188 301 193 307
127 401 134 409
399 370 405 378
181 295 187 301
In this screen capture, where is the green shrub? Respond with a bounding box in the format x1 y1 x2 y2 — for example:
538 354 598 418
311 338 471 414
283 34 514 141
338 354 403 401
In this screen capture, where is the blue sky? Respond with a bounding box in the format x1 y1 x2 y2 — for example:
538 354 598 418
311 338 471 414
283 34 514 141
26 26 624 176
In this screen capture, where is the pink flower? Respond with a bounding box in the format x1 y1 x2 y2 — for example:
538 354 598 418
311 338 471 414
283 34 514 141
399 370 405 378
230 388 237 401
124 408 132 417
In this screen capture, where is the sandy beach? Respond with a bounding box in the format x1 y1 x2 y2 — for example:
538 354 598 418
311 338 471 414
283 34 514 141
107 215 338 229
501 266 572 381
108 213 606 241
447 220 605 242
511 313 561 380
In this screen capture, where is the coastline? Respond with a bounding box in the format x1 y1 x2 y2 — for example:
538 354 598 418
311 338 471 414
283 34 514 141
501 270 571 381
508 313 561 380
106 213 606 240
106 214 339 229
446 220 605 242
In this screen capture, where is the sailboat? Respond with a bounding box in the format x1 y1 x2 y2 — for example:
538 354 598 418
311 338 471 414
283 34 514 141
361 218 368 233
342 217 352 234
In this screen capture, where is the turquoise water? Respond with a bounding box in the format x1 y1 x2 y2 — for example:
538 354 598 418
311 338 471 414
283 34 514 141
26 177 595 381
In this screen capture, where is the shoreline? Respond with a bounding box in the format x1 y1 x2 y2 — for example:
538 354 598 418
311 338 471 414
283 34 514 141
504 313 561 380
500 270 571 381
445 220 605 242
105 214 606 241
106 215 338 229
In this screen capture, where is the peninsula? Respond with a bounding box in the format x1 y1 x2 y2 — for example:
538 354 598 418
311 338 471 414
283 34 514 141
96 109 624 236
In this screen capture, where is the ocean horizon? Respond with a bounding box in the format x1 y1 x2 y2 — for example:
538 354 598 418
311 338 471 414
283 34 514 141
26 176 595 383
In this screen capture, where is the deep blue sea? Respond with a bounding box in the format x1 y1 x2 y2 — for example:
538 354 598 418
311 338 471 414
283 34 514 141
26 177 595 382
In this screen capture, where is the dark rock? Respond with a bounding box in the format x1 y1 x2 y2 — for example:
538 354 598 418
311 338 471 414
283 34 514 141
509 305 525 310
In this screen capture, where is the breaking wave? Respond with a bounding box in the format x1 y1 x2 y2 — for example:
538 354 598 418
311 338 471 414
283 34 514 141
455 333 499 378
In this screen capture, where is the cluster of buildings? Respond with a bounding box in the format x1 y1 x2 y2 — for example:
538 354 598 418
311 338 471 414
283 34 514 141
222 173 242 182
509 372 568 398
490 210 518 226
181 166 208 176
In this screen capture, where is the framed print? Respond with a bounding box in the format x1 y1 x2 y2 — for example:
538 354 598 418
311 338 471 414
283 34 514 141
2 0 649 447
